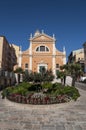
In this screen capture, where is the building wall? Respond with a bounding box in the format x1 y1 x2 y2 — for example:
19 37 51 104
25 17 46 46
73 49 84 62
22 54 30 70
21 31 66 75
32 42 53 55
12 44 20 70
10 45 17 69
56 50 65 65
68 49 84 63
32 55 52 72
0 36 17 88
0 36 12 70
75 51 84 62
68 48 85 72
0 37 3 68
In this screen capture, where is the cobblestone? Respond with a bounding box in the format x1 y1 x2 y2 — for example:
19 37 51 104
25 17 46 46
0 87 86 130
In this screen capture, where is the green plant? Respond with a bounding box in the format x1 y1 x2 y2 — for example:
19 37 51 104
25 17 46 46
60 63 83 86
2 82 80 104
42 82 53 89
57 71 66 86
23 69 54 83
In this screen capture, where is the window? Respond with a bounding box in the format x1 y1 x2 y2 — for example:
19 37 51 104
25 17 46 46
46 47 49 51
40 46 45 51
39 66 46 73
36 47 39 51
56 64 59 68
25 63 28 68
36 46 49 52
38 63 47 73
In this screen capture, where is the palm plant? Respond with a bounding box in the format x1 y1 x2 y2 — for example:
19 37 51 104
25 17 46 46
60 63 83 86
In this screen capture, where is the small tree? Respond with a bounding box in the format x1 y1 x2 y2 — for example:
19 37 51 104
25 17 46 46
23 71 34 82
33 72 42 83
57 71 66 86
42 69 54 82
60 63 83 86
23 69 54 83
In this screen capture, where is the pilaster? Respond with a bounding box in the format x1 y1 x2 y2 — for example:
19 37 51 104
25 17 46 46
52 39 56 76
29 40 32 71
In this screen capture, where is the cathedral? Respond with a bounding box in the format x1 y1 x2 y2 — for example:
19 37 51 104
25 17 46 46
19 30 66 76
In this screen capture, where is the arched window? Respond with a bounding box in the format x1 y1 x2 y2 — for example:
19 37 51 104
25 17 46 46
36 46 49 52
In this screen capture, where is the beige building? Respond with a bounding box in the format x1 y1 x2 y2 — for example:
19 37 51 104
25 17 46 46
68 49 84 63
12 44 20 70
0 36 17 88
19 30 66 76
0 36 17 71
68 48 84 71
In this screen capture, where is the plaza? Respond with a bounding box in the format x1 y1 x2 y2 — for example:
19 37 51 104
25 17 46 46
0 86 86 130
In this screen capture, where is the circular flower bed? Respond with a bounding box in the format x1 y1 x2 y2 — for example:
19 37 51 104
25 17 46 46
2 82 80 105
7 93 70 104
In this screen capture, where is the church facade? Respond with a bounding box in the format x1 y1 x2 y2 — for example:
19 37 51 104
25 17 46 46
19 30 66 76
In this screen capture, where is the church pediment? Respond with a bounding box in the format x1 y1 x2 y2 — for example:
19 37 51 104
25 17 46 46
31 34 54 42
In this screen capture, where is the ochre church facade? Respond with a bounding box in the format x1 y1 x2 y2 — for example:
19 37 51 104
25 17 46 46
19 30 66 76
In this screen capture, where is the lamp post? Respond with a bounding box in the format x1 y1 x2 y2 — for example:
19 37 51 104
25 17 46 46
83 42 86 74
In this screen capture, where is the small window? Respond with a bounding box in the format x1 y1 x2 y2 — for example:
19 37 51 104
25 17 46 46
56 64 59 68
25 63 28 68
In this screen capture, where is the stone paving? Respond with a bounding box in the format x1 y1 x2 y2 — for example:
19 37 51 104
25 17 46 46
0 87 86 130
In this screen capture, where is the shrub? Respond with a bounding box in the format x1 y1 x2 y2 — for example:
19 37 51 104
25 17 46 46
23 70 54 83
54 86 80 100
42 82 53 89
2 82 80 104
28 83 42 92
23 71 34 82
12 87 27 96
18 82 32 89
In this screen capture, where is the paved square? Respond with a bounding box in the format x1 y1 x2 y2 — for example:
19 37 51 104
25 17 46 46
0 87 86 130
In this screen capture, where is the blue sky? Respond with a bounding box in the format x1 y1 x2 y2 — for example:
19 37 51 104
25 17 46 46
0 0 86 59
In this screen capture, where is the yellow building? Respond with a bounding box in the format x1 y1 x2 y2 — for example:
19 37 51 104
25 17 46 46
20 30 66 76
12 44 20 70
68 48 84 71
